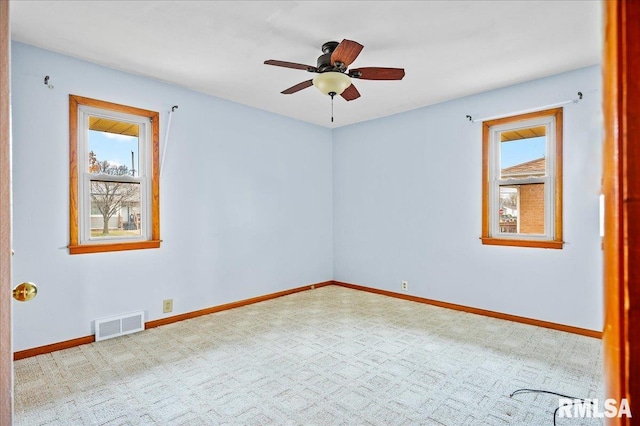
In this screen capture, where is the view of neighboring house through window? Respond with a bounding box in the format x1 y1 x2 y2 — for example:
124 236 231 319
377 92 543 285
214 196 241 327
499 129 546 235
69 95 160 254
481 107 563 249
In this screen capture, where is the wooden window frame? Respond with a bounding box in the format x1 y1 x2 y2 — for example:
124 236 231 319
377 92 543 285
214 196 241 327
69 95 161 254
481 107 563 249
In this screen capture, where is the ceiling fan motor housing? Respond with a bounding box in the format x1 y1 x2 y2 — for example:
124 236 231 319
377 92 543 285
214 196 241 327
317 41 343 72
321 41 339 53
317 53 333 71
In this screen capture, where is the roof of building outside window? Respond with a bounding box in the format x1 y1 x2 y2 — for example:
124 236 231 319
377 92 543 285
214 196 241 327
501 157 545 178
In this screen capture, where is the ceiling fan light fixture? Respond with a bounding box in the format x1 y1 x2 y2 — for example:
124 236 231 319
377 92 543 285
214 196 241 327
312 71 351 96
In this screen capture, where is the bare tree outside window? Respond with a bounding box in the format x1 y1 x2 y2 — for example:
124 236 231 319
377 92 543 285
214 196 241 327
89 151 140 236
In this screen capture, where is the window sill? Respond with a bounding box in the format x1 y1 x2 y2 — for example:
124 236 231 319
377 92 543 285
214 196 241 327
480 237 563 249
69 240 161 255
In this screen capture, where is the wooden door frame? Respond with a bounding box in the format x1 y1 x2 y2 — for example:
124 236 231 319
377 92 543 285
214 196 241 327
602 1 639 425
0 0 12 424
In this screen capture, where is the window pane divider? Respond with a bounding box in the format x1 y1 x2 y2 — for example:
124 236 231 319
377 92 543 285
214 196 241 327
87 174 142 184
496 177 547 185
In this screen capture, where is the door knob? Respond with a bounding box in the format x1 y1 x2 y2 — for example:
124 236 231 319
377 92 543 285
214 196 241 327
13 282 37 302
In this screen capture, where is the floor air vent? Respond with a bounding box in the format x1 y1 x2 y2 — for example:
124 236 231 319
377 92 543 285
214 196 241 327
94 311 145 341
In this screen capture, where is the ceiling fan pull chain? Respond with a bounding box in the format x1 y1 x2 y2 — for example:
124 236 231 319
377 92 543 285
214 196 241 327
330 92 335 122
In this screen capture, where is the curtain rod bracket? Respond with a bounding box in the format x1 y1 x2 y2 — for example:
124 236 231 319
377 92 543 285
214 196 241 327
44 75 53 90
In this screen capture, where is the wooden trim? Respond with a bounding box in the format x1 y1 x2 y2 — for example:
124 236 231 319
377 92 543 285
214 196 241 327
332 281 602 339
69 95 159 119
603 1 640 424
12 279 600 363
0 0 12 423
554 107 563 243
480 237 563 249
14 281 333 359
69 95 79 247
602 2 623 422
14 336 95 361
481 107 564 249
481 120 490 238
69 95 161 254
69 240 161 255
150 110 160 242
147 281 333 329
482 107 563 128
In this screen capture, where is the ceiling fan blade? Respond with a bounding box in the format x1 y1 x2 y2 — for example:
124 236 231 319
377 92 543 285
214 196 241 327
331 39 364 68
264 60 318 72
340 84 361 101
281 79 314 94
350 67 405 80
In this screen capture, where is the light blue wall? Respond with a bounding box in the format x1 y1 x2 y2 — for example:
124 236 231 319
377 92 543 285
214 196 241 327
333 65 602 331
11 42 603 351
10 42 334 351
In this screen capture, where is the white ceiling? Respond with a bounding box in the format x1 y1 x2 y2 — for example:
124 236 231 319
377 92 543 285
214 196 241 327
9 1 602 128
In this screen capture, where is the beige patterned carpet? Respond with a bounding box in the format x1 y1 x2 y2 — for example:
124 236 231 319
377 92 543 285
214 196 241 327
14 285 603 425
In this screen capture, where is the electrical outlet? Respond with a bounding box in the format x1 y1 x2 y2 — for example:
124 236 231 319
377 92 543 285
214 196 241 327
402 281 408 291
163 299 173 313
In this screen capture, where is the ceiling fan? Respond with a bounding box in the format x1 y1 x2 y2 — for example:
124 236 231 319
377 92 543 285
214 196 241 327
264 39 405 102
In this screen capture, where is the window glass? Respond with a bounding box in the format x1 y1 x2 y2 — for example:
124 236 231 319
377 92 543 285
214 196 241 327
499 183 545 235
500 126 546 179
88 117 139 176
89 180 141 238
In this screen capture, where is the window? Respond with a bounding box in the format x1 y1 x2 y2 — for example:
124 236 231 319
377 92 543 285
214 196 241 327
69 95 160 254
481 107 563 249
